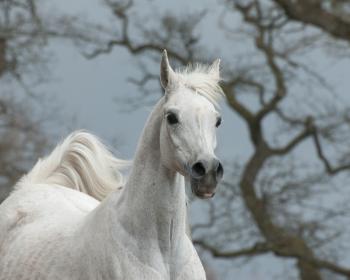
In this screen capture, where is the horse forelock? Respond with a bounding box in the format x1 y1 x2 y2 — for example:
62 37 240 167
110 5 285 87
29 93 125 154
175 63 224 108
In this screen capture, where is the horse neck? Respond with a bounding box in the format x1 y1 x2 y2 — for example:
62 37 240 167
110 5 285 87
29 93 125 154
89 98 189 274
120 97 187 244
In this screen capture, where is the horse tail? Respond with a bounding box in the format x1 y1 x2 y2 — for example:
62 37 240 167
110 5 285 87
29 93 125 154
20 130 129 201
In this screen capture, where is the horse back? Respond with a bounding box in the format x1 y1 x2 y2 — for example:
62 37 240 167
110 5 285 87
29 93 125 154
0 183 99 280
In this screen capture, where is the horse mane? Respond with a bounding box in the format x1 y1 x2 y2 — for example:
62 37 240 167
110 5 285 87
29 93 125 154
176 62 224 107
19 131 130 201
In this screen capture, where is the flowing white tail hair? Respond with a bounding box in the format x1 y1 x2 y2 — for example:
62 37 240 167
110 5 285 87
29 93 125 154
20 131 130 201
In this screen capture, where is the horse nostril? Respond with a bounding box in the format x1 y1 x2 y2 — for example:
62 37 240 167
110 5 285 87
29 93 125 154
191 161 206 178
216 162 224 180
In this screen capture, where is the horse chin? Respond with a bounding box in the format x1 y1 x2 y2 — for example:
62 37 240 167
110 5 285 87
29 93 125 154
190 178 216 199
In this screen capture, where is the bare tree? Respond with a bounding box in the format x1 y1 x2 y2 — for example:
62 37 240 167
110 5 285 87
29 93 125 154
0 0 133 201
0 0 100 202
2 0 349 278
78 0 350 279
0 94 48 202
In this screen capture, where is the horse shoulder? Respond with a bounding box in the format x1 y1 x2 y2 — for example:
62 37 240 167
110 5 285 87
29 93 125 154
176 237 206 280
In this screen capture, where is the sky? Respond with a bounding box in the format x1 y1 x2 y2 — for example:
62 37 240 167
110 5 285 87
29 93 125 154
34 0 350 279
41 0 250 160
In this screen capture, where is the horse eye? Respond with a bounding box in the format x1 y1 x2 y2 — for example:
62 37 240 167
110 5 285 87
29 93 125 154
216 117 222 127
167 113 179 125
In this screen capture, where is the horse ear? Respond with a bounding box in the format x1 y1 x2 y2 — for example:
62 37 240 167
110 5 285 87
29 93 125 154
209 58 221 79
160 50 176 90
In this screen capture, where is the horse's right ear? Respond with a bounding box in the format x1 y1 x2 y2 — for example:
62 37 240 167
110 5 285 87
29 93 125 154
160 50 176 91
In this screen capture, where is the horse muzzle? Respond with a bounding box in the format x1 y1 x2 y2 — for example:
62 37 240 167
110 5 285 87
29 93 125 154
187 158 223 199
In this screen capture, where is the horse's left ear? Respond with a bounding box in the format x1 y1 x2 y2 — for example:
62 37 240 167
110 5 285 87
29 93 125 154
208 59 221 80
160 50 177 91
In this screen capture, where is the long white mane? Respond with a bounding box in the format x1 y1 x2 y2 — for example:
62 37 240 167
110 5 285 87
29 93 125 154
19 131 129 201
176 61 224 107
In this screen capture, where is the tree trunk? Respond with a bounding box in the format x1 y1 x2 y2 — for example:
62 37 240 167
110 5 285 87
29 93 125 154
298 259 322 280
0 38 6 77
239 142 322 280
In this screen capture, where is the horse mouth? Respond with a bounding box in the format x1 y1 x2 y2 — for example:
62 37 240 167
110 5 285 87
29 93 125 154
190 178 216 199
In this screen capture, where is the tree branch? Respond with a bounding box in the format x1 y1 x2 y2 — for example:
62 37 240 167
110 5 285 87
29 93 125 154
222 82 255 124
194 240 272 258
270 117 314 155
273 0 350 41
312 127 350 175
235 2 287 122
195 238 350 277
84 1 190 64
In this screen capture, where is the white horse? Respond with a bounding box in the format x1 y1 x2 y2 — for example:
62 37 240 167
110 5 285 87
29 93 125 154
0 50 224 280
